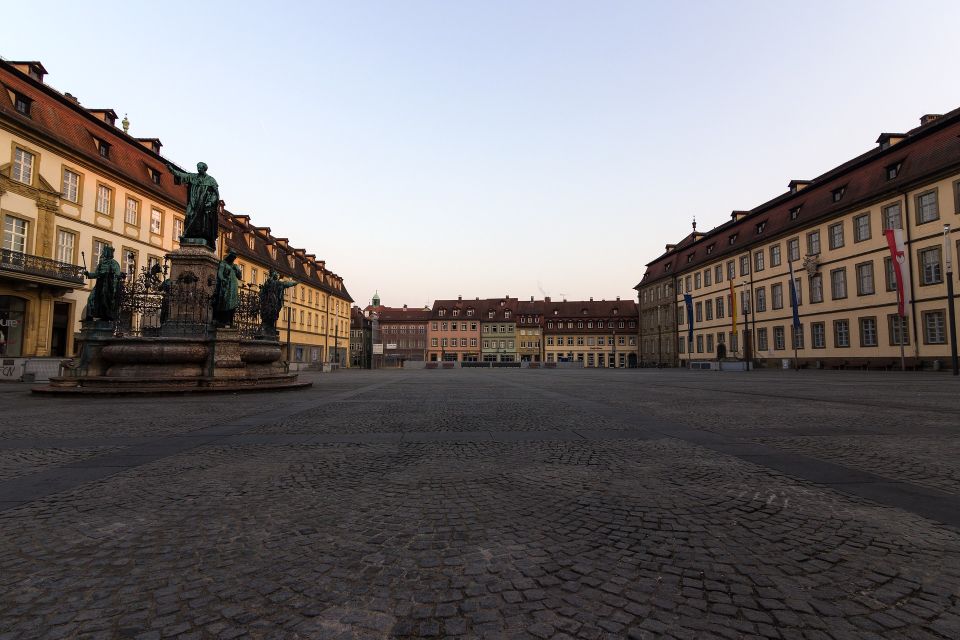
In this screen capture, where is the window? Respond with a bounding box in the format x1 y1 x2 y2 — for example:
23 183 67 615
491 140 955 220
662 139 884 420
807 230 821 256
919 247 942 285
754 251 765 272
695 302 702 322
771 283 783 310
789 206 801 220
811 322 825 349
62 168 80 202
810 273 823 302
92 239 110 267
685 275 692 292
96 184 113 215
884 257 897 292
125 197 139 225
793 278 803 305
924 311 946 344
122 249 137 276
148 255 162 272
792 324 804 350
149 168 161 185
772 326 785 350
855 262 875 296
704 269 711 287
55 229 76 264
729 234 738 245
886 162 901 180
150 208 163 234
715 264 723 283
830 268 847 300
2 217 29 253
853 213 871 242
755 287 767 313
12 147 34 185
705 299 713 321
98 140 111 159
788 238 800 262
696 335 703 353
756 221 767 235
860 317 878 347
834 319 850 348
739 255 750 277
431 338 438 347
770 245 781 267
694 272 702 289
716 296 725 318
678 337 685 354
13 92 32 116
888 315 910 346
828 223 844 250
726 260 735 280
831 186 845 202
882 203 902 230
706 334 714 352
757 328 769 351
173 218 184 242
916 190 939 224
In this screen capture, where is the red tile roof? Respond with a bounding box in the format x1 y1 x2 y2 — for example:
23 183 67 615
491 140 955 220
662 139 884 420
368 305 432 322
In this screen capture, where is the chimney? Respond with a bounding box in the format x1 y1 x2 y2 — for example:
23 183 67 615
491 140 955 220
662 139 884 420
9 61 47 83
665 243 677 252
530 296 534 302
458 295 462 301
787 181 811 194
589 297 594 302
403 304 407 311
616 296 620 301
545 296 551 303
730 210 749 221
63 92 80 105
920 114 942 126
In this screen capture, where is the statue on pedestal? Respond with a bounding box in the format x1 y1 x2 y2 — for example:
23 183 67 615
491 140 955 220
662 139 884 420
259 270 297 333
166 161 220 250
213 251 242 327
83 246 121 321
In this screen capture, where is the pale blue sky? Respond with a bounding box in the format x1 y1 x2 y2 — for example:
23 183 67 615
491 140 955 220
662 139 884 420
4 1 960 307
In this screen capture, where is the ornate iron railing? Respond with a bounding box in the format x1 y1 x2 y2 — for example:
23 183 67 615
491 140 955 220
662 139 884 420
0 248 85 285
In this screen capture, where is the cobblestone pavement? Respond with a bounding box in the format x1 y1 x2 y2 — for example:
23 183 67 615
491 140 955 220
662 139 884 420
1 369 959 639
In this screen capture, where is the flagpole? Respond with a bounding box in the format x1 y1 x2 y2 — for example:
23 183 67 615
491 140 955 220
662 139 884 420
944 224 958 376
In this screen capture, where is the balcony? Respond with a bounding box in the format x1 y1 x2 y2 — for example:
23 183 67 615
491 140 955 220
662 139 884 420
0 248 85 287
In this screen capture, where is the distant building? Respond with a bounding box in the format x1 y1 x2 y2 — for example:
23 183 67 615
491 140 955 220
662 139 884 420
428 296 481 362
542 298 638 367
367 302 429 366
480 297 519 362
350 305 372 369
516 298 543 362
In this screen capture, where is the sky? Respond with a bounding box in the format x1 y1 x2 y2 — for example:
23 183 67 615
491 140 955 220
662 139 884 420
4 1 960 308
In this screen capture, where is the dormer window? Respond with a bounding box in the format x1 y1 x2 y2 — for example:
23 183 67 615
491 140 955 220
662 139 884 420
438 308 446 317
686 253 694 263
97 139 111 159
466 308 474 317
504 310 511 319
706 244 715 255
452 308 460 316
149 168 161 185
664 263 672 272
756 221 767 234
789 206 801 220
832 186 846 202
886 162 902 181
488 310 495 318
13 92 32 116
553 309 558 315
728 233 738 245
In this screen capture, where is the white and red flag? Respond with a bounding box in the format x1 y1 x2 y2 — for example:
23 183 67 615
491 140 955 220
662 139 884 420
884 228 913 316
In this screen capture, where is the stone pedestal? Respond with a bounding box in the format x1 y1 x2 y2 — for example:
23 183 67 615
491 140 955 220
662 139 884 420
210 328 243 377
73 320 116 377
161 245 218 337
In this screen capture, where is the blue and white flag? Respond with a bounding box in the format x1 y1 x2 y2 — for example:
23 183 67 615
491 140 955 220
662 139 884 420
787 260 801 330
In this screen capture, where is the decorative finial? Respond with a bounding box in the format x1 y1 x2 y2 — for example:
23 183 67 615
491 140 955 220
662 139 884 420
121 113 130 133
692 216 697 232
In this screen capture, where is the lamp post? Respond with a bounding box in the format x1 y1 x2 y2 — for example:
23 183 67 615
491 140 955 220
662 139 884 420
944 224 958 376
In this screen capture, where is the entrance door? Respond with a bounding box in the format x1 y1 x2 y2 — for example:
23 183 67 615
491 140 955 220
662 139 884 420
0 296 26 357
50 302 70 357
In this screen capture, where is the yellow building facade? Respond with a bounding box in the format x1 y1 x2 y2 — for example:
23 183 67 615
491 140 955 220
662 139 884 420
639 110 960 369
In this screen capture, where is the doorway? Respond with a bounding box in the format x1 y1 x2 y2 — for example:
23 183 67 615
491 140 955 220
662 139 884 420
51 302 71 357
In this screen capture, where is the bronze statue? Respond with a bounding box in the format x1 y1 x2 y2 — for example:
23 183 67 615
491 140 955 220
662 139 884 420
83 246 121 321
213 251 242 327
259 270 297 332
166 161 220 250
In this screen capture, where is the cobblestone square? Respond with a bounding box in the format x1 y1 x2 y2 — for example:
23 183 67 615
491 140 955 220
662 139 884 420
1 369 959 639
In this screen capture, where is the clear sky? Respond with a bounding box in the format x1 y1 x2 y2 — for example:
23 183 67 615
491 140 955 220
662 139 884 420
4 1 960 307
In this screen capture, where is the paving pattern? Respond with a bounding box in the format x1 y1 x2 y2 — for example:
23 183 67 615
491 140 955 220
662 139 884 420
1 369 959 639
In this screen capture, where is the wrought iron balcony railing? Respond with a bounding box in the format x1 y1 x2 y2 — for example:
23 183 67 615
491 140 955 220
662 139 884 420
0 248 85 285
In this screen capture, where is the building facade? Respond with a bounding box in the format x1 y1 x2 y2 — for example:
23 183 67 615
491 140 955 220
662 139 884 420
370 304 429 366
542 298 638 367
350 305 372 369
428 297 480 362
480 297 518 362
639 110 960 369
516 298 543 362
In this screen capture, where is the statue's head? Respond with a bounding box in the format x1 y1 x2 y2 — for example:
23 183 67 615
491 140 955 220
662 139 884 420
225 251 237 263
102 246 114 260
269 269 278 280
197 162 208 174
